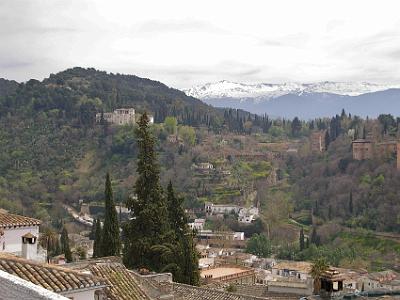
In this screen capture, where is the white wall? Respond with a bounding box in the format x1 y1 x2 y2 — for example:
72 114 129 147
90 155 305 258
62 289 96 300
0 225 39 253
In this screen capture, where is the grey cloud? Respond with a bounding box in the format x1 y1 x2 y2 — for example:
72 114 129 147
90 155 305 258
0 61 33 69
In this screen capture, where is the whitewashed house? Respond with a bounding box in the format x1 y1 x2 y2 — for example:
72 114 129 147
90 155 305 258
238 206 259 223
0 253 107 300
188 218 206 231
205 202 241 215
0 212 44 261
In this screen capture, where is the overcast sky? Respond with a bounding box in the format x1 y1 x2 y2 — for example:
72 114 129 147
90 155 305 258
1 0 400 88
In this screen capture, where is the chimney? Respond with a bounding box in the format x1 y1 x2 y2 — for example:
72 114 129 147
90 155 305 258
21 232 37 260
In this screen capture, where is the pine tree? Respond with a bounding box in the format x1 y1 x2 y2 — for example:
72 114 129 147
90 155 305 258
93 218 102 258
60 227 72 262
123 112 170 271
101 173 121 256
299 228 305 251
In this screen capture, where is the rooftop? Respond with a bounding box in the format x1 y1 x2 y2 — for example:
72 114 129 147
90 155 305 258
0 212 41 228
272 261 312 273
201 266 252 279
0 270 69 300
89 263 151 300
0 253 106 294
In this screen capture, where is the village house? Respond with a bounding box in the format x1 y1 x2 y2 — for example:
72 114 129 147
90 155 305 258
201 265 256 285
188 218 206 231
238 206 259 224
196 230 245 241
359 270 400 291
205 202 241 215
0 253 107 300
271 261 312 281
0 269 69 300
0 212 45 261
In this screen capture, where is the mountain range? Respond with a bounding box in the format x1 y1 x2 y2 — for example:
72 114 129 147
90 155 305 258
184 81 400 119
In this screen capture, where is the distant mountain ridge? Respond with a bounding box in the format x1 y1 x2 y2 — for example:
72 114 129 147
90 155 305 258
184 80 400 119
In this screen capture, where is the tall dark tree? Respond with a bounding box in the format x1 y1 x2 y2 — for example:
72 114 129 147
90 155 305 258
165 182 199 285
324 130 331 150
310 226 320 246
349 191 354 215
291 117 302 136
299 228 305 251
123 112 170 271
101 173 121 256
60 226 72 262
93 218 102 258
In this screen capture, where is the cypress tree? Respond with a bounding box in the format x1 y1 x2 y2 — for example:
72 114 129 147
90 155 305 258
310 226 319 246
93 218 102 258
60 227 72 262
123 112 170 271
89 219 96 240
299 228 305 251
101 173 121 256
349 191 354 215
324 130 330 150
166 182 200 285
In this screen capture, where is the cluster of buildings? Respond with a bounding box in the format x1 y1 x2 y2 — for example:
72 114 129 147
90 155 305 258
2 210 400 299
95 108 154 126
205 202 259 224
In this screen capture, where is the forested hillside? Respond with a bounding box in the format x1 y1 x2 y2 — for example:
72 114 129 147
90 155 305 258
0 68 270 222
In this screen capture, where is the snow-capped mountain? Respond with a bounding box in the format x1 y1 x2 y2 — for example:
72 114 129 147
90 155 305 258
185 80 400 100
184 80 400 119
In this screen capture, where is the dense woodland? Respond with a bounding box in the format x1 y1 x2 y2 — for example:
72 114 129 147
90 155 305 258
1 68 400 271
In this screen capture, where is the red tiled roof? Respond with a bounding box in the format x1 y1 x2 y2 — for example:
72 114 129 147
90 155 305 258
0 213 41 228
0 253 106 293
89 264 151 300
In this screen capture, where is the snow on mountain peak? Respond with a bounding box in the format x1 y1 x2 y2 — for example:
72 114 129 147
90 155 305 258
184 80 400 100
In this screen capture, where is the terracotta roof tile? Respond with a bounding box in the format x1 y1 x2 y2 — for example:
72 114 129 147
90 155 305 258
0 253 106 293
0 213 41 228
89 264 151 300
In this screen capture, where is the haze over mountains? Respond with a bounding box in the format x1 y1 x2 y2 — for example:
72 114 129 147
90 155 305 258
185 81 400 119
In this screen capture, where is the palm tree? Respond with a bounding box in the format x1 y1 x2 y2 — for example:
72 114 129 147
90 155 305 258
39 227 58 263
310 257 329 294
150 243 183 281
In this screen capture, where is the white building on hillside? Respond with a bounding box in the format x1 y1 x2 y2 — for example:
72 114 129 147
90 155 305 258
188 218 206 231
96 108 136 125
205 203 241 215
96 108 154 126
238 206 259 223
